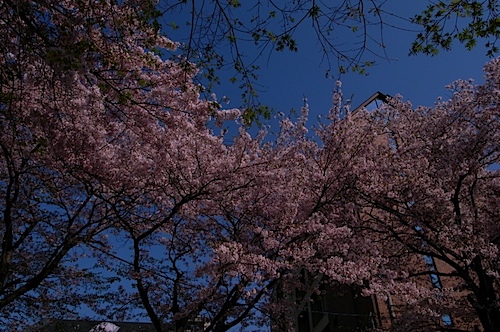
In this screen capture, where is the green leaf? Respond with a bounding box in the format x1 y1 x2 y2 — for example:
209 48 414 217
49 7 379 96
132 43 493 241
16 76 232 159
309 5 320 18
170 21 179 30
252 32 260 44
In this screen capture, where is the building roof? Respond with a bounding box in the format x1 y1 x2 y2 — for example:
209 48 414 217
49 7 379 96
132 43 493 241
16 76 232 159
352 91 388 113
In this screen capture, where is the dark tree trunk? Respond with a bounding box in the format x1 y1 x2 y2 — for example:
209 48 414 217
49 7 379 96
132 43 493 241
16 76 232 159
469 256 499 332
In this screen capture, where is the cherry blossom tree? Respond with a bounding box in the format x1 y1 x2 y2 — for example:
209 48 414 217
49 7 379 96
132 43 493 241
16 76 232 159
0 0 222 328
352 59 500 331
2 1 381 330
93 99 391 331
2 2 499 332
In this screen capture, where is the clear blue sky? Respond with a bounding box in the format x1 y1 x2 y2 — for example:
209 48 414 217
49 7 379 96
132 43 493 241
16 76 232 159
163 1 493 122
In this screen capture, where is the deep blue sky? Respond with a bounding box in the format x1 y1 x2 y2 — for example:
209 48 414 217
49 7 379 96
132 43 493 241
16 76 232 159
253 3 492 117
163 1 493 121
